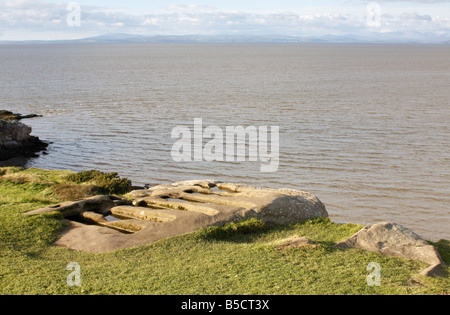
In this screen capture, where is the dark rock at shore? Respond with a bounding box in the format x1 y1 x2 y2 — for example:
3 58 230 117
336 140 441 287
0 110 48 162
0 134 48 161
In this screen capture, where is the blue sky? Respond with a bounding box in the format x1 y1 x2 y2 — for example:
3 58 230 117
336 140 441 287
0 0 449 41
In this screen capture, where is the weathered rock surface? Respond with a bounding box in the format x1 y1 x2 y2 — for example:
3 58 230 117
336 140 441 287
25 180 328 252
25 195 130 217
130 180 328 224
0 111 48 161
335 222 446 277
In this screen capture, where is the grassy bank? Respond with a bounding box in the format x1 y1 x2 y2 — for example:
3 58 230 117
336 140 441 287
0 167 448 295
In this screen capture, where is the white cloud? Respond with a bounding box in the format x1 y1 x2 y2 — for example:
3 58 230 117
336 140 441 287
0 0 448 41
141 17 160 26
165 4 218 13
400 12 433 21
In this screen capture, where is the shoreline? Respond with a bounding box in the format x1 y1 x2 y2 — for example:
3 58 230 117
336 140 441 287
2 161 448 243
1 110 447 246
0 166 448 294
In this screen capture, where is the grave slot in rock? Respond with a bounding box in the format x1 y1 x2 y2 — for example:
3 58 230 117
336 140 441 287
67 210 138 234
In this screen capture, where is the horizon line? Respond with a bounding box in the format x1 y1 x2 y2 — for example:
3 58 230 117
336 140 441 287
1 33 449 45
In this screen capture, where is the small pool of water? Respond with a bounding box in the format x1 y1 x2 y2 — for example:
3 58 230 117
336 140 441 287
105 215 124 222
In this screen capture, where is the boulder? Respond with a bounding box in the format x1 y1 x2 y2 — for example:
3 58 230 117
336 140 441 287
0 114 48 161
335 222 446 277
0 120 32 143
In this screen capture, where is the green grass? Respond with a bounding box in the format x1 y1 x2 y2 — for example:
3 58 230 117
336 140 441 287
64 170 132 195
0 167 448 295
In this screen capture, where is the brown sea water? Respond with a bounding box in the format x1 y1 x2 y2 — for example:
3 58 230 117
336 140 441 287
1 43 448 240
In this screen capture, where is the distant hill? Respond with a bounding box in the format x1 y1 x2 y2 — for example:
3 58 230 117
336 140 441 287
86 33 147 41
1 33 450 45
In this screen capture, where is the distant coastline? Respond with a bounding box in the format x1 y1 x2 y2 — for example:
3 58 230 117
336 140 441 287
1 33 450 45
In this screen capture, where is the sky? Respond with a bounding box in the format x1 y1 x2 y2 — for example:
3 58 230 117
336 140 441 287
0 0 449 41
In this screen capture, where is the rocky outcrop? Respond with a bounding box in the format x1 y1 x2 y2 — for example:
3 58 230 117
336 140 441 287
130 180 328 224
24 180 445 278
335 222 446 277
25 180 328 252
0 110 48 161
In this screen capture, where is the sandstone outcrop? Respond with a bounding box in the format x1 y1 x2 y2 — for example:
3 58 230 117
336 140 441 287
335 222 446 277
130 180 328 224
24 180 445 278
25 180 328 252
